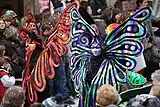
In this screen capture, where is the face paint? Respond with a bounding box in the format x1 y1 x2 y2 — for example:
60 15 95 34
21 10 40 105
91 37 101 56
26 22 39 35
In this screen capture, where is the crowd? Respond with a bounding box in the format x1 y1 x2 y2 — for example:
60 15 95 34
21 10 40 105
0 0 160 107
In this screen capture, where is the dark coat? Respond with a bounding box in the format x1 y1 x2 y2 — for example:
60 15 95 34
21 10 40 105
145 96 160 107
79 7 95 25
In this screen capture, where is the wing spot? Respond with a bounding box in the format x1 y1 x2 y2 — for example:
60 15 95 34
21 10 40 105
126 62 130 66
125 45 129 49
130 46 136 51
127 26 132 32
81 26 85 30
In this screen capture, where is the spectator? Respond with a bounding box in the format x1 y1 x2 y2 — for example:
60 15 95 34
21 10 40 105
79 0 95 25
101 7 121 26
0 17 6 35
89 0 107 15
51 0 64 13
0 45 5 57
96 84 119 107
147 69 160 107
2 10 19 27
127 70 160 107
2 86 25 107
0 56 15 102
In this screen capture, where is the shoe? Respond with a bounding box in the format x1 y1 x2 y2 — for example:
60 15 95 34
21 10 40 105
64 99 75 105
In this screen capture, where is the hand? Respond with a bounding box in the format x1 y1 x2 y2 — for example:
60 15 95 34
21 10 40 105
27 43 36 51
97 9 102 14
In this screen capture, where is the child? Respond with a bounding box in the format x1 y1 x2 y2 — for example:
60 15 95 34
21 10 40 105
0 56 15 102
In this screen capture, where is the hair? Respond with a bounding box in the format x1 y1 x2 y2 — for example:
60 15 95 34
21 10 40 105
30 103 45 107
115 12 130 24
136 0 144 7
2 86 25 107
3 26 19 40
20 16 27 27
0 56 11 66
0 45 6 57
101 7 121 25
96 84 118 107
151 70 160 96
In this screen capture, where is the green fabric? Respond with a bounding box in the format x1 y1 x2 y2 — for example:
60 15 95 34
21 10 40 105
128 71 146 87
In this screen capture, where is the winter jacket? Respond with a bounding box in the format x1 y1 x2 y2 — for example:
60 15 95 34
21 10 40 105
51 0 63 9
145 96 160 107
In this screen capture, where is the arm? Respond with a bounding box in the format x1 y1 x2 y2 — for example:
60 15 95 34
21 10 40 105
1 75 15 87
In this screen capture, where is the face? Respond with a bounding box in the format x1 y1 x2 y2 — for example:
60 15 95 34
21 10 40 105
91 38 102 56
26 22 38 35
0 20 6 30
3 62 11 70
5 21 11 27
140 0 148 8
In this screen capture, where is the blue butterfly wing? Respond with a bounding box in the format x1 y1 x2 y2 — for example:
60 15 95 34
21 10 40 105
70 8 100 94
86 7 152 107
104 7 152 86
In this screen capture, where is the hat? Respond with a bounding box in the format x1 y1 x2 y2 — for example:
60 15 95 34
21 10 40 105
4 10 17 18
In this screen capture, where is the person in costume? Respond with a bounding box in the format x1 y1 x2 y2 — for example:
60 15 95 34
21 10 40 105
70 6 152 107
41 7 76 104
20 1 79 104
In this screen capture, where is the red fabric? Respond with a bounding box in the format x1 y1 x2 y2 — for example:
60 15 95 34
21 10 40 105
0 69 8 102
138 69 144 75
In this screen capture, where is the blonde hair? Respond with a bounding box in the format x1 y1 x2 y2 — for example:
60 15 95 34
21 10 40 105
96 84 118 107
2 86 25 107
151 70 160 96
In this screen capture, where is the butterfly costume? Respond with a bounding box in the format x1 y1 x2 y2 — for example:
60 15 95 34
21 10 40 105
70 7 152 106
19 1 79 103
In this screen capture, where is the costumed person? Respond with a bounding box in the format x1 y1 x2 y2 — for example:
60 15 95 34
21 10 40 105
70 5 152 107
20 1 79 104
20 11 47 105
0 56 15 102
41 5 76 105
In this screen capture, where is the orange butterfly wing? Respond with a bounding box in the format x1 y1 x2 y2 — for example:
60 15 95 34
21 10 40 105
24 1 79 103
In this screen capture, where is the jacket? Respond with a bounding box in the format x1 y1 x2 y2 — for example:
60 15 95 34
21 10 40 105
145 96 160 107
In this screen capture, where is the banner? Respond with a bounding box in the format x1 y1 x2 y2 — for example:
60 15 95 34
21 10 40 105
39 0 49 13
